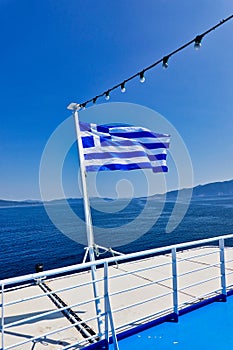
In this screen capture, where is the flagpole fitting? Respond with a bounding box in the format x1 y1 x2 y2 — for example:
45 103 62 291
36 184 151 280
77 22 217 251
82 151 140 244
67 102 81 111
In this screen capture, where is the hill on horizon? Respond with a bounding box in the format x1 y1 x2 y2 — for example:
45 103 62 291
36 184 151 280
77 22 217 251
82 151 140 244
0 179 233 207
165 179 233 198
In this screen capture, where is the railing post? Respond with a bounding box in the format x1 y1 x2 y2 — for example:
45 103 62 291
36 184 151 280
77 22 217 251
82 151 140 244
172 248 179 322
103 262 119 350
104 262 109 343
219 238 227 301
1 284 4 350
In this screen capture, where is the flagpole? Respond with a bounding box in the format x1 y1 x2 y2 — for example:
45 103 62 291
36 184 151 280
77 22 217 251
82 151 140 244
67 102 103 335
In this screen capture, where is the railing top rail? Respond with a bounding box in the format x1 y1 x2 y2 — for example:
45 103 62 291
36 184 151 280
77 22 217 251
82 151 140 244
1 233 233 286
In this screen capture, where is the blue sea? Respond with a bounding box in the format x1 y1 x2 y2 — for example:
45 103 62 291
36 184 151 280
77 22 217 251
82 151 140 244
0 196 233 280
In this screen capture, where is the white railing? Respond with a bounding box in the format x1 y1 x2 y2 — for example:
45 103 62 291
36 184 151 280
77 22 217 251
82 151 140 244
1 233 233 350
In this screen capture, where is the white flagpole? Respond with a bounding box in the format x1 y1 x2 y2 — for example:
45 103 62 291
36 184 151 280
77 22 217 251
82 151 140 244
67 103 103 335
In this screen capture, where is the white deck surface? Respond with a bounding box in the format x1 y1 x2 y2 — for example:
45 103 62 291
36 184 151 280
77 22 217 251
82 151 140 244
2 246 233 349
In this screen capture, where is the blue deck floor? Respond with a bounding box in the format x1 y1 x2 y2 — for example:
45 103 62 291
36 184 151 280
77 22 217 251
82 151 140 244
110 296 233 350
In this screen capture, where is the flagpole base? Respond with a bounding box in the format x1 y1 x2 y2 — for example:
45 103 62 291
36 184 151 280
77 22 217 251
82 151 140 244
82 245 124 263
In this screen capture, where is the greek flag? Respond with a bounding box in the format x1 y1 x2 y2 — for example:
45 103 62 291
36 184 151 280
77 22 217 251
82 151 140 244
80 122 170 173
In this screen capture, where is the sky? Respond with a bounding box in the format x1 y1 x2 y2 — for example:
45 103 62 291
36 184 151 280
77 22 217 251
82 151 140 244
0 0 233 200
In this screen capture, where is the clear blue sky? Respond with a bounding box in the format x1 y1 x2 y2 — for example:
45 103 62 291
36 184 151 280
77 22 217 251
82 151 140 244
1 0 232 200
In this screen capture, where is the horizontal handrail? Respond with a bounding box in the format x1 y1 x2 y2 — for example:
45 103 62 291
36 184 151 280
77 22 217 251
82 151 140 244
177 249 219 262
4 301 105 349
112 290 172 314
4 316 100 350
115 305 173 332
4 275 105 307
178 262 221 278
225 258 233 264
109 277 172 299
4 289 106 330
109 260 172 281
226 271 233 276
179 274 221 291
180 288 222 304
1 233 233 287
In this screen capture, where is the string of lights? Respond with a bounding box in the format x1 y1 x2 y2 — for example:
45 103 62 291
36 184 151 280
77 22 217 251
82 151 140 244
79 14 233 109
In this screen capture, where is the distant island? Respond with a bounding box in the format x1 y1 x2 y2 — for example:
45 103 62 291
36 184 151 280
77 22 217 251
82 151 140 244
0 179 233 207
0 199 42 207
165 179 233 199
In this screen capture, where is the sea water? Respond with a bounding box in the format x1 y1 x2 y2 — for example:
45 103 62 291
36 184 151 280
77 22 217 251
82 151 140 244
0 195 233 280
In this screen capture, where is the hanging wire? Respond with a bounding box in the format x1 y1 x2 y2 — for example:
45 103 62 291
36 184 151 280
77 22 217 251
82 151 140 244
79 14 233 109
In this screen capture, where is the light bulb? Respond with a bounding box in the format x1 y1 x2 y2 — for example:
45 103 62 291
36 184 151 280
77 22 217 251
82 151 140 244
139 72 145 83
162 56 169 69
105 91 110 100
194 35 202 50
121 82 126 93
194 42 201 50
80 103 86 110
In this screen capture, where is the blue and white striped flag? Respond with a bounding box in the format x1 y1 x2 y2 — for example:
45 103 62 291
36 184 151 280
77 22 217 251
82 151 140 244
80 122 170 173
